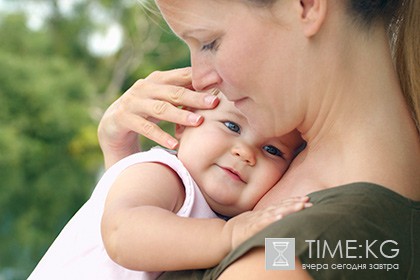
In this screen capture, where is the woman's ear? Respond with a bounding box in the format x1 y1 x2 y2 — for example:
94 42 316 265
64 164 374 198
299 0 327 37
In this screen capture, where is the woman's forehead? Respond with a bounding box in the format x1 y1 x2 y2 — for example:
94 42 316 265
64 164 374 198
155 0 225 30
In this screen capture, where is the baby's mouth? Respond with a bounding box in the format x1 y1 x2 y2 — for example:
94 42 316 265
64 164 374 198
219 166 246 183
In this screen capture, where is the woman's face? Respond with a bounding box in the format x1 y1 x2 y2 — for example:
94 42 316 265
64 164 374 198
156 0 306 138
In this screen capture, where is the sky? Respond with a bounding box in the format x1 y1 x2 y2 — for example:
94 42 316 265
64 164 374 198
0 0 123 56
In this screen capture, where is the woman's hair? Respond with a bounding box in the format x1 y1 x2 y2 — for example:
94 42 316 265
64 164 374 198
247 0 419 132
350 0 419 131
392 0 420 132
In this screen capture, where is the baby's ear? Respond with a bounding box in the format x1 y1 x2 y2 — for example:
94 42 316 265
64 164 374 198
175 123 186 140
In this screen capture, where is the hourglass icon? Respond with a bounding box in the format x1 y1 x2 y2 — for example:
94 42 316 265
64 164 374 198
272 241 289 266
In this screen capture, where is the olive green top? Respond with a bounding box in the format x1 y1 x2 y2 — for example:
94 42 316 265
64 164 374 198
159 183 420 280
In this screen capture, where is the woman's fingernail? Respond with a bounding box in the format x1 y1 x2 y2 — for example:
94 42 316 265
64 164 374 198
167 138 178 149
188 113 203 124
204 95 218 105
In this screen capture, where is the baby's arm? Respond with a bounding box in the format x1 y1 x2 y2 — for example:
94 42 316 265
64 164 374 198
101 163 308 272
102 162 228 271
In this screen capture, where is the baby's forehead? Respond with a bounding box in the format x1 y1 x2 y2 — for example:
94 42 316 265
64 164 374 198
203 92 246 118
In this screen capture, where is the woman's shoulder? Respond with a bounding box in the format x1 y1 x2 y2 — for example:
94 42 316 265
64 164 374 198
202 182 419 279
268 182 418 244
308 182 419 205
159 182 420 280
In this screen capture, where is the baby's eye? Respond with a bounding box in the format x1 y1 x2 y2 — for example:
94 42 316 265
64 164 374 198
223 121 241 134
263 145 285 159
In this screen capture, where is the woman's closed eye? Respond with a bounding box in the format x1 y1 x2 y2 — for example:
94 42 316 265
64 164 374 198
223 121 241 134
201 40 219 52
263 145 285 159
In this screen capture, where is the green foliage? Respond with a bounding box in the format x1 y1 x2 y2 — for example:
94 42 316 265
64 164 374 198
0 43 99 278
0 1 189 279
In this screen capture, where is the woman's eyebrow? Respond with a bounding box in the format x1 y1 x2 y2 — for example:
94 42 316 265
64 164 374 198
180 28 209 39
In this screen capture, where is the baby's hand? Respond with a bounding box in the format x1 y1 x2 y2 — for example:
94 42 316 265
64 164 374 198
223 196 312 250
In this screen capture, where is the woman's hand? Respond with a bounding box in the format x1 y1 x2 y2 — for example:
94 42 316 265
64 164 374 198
98 67 219 169
223 197 312 250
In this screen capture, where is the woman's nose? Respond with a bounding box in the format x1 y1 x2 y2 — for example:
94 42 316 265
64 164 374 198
190 53 221 91
231 144 256 166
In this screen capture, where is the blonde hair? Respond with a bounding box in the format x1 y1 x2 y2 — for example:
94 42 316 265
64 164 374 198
392 0 420 131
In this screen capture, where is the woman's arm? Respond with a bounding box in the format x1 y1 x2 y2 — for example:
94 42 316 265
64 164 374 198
97 67 219 169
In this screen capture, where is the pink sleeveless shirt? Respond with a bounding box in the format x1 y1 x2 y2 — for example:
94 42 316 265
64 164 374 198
29 147 217 280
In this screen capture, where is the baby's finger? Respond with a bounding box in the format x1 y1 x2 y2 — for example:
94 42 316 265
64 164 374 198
272 201 312 218
278 196 310 204
242 210 285 235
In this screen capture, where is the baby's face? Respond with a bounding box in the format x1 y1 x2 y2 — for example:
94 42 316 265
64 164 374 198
177 93 303 216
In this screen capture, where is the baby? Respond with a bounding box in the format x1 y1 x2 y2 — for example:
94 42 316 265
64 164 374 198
29 91 308 280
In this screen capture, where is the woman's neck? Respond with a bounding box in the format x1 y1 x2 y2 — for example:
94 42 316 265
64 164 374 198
308 25 419 191
255 27 420 209
257 78 420 209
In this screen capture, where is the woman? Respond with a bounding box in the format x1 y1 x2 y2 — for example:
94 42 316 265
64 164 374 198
98 0 420 279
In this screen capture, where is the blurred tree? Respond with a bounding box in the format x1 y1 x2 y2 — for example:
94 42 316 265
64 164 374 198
0 15 99 278
0 0 189 279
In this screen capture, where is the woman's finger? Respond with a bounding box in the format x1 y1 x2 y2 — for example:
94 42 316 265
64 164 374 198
99 67 220 166
145 67 192 86
131 80 219 110
111 99 181 149
129 116 179 149
134 99 203 126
